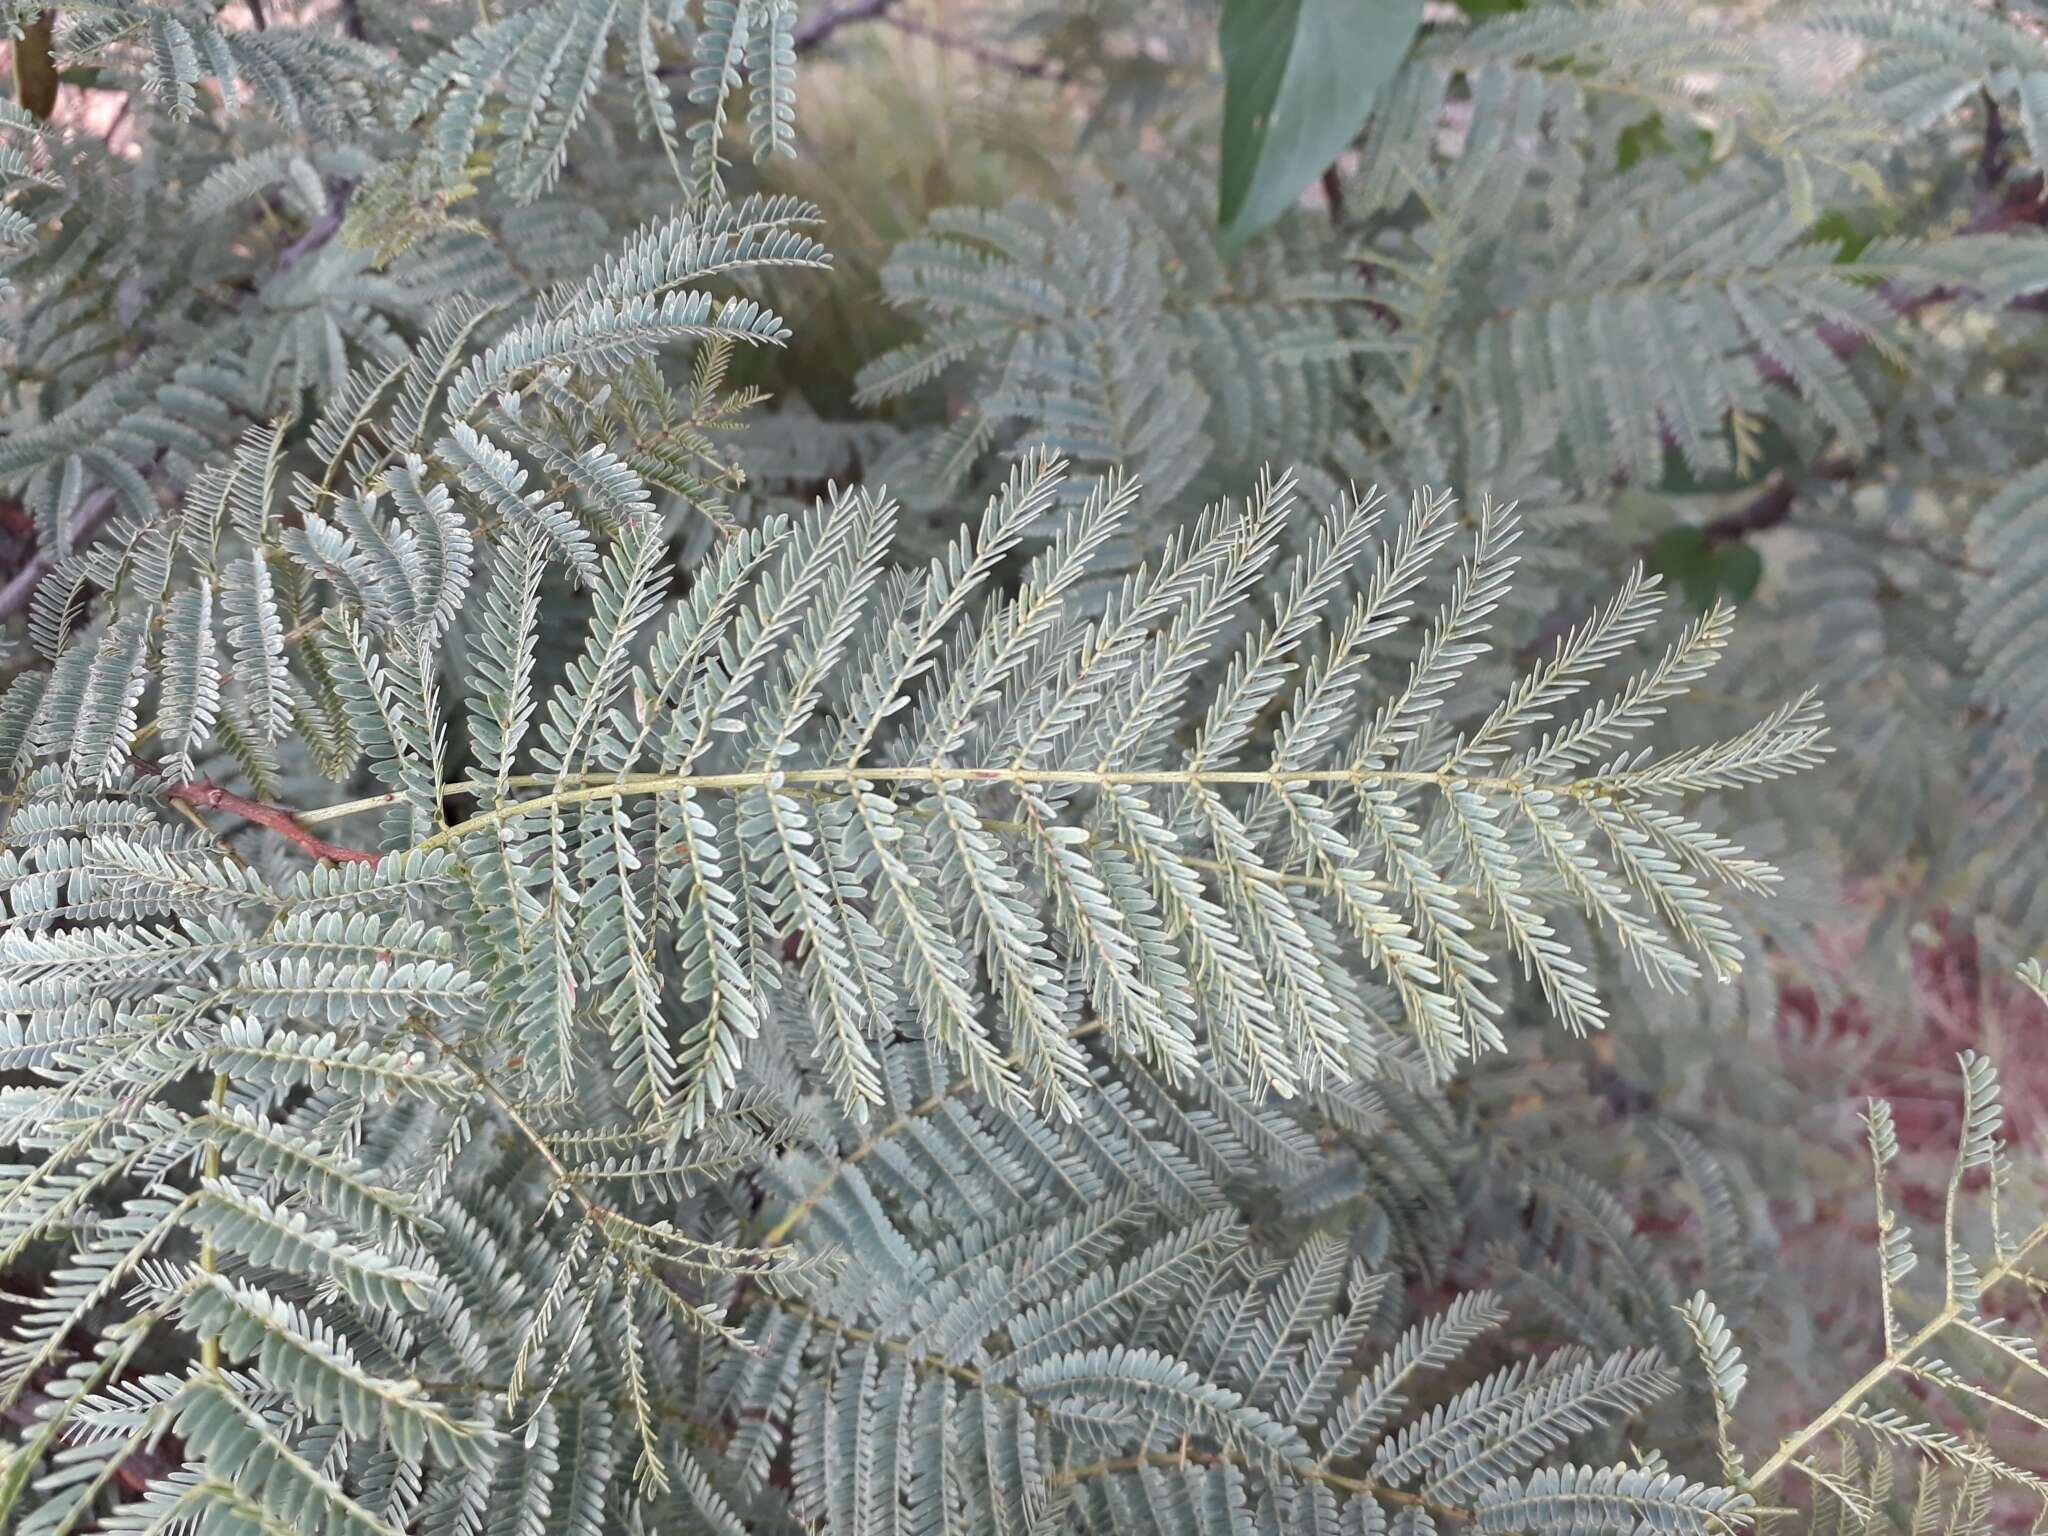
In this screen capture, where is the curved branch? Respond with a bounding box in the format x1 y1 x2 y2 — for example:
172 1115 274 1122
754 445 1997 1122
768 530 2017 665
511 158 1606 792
131 757 382 866
792 0 899 51
881 14 1065 79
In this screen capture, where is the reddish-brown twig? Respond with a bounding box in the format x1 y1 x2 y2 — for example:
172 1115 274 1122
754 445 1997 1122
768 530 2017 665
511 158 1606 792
132 757 379 866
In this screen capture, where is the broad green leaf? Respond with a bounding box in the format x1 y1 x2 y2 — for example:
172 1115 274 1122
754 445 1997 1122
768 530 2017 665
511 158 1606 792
1218 0 1422 243
1715 541 1763 604
1647 528 1716 611
1648 527 1765 609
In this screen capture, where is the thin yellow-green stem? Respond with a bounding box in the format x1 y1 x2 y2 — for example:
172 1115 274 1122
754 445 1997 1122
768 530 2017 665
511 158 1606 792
198 1070 229 1372
435 1039 788 1340
295 790 402 825
1047 1449 1465 1512
438 1041 608 1227
1870 1146 1897 1354
297 776 1463 901
759 1020 1107 1247
1747 1215 2048 1492
1902 1362 2048 1433
1961 1317 2048 1388
407 763 1571 856
770 1297 1473 1520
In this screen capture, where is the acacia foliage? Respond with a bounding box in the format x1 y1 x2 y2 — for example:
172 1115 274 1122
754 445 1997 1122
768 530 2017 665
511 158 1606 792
0 3 2044 1535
